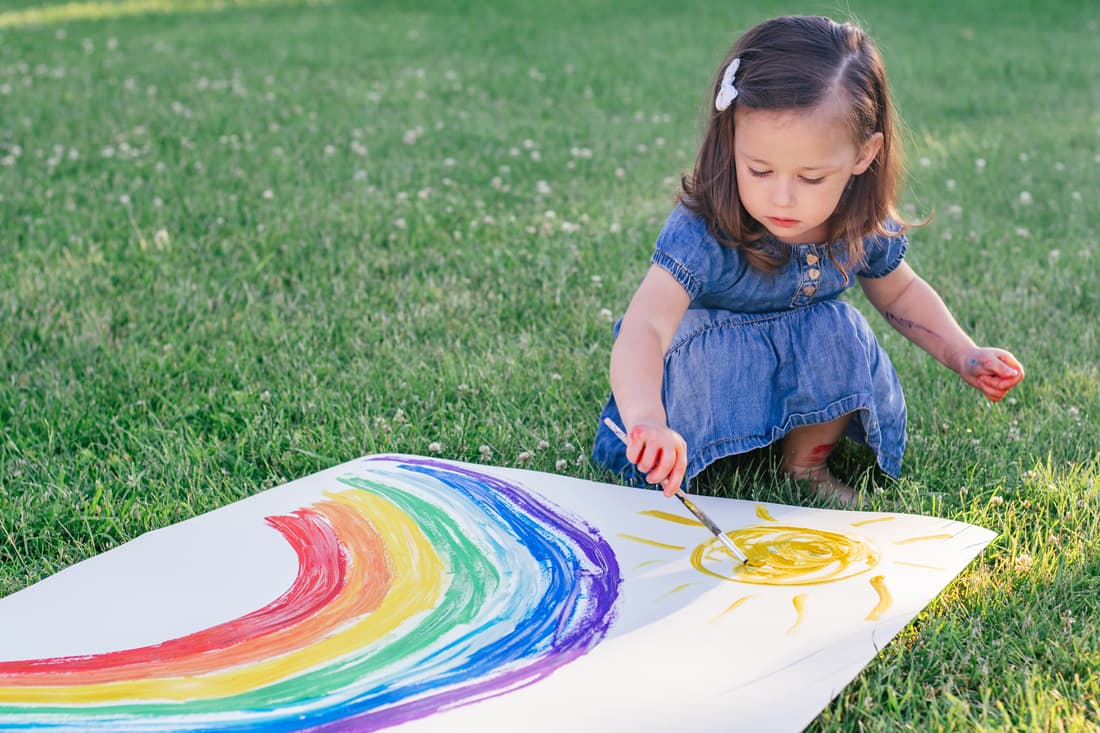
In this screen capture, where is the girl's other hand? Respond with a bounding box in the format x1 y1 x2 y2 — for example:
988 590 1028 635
625 424 688 497
958 347 1025 402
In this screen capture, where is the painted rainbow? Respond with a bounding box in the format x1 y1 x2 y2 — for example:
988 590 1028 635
0 457 622 731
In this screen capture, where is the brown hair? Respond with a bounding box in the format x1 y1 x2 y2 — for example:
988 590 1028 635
681 15 912 277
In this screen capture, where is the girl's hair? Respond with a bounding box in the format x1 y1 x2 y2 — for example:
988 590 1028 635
681 15 910 275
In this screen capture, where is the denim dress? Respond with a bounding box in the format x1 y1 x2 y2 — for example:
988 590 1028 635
593 203 908 488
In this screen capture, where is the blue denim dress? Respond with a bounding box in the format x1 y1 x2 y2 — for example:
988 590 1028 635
593 204 908 487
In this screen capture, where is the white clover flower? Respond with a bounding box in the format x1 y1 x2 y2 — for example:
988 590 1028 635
428 441 442 454
536 180 551 195
555 459 569 471
153 228 170 248
1018 191 1033 205
990 495 1004 506
517 451 534 463
478 444 493 459
537 439 549 450
975 158 986 172
394 218 407 229
615 167 625 179
599 308 613 320
1013 554 1033 573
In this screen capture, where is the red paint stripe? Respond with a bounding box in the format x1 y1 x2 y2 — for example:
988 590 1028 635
0 501 389 685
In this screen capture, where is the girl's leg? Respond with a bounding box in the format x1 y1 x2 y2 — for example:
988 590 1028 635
781 414 860 506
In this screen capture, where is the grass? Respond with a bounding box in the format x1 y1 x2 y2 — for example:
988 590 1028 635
1 0 1098 729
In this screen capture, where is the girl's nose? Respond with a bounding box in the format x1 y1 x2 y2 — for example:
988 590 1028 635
771 179 795 207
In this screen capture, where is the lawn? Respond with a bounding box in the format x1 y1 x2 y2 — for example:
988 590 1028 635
1 0 1098 730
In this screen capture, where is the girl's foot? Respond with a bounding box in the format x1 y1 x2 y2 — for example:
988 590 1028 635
784 463 862 507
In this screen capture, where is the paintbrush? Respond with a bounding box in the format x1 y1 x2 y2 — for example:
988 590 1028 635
603 417 748 564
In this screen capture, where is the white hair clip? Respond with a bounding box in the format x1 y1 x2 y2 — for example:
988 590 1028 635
714 57 740 112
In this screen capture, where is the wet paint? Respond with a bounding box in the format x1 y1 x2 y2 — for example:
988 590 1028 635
617 534 687 551
850 516 896 527
786 594 808 635
864 576 893 621
691 525 880 586
894 534 954 545
755 505 778 522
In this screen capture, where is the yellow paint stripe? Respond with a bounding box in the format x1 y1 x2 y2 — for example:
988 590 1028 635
754 505 777 522
785 594 807 635
849 516 896 527
0 490 444 704
639 509 703 527
864 575 893 621
616 534 686 551
894 533 954 545
894 561 945 571
709 595 754 623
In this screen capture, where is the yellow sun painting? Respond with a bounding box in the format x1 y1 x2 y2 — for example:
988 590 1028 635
619 503 957 635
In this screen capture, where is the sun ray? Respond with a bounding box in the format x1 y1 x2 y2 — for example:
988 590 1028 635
850 516 896 527
617 534 686 551
894 561 946 571
656 583 704 601
864 576 892 621
639 509 703 527
755 505 777 522
709 595 755 624
786 594 808 635
894 534 954 545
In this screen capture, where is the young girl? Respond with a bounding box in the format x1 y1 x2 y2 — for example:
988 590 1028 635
592 15 1024 505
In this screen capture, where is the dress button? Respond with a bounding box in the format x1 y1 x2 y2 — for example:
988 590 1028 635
808 268 821 280
803 285 816 296
806 253 820 265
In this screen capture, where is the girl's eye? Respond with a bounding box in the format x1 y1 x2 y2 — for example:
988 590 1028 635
801 176 825 185
748 168 770 178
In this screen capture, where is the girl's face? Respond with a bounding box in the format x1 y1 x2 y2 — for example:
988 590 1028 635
733 105 882 244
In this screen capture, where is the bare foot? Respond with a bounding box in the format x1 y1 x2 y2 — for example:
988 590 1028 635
784 464 862 507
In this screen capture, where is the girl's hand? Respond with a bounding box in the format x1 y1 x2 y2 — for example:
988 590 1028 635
958 347 1025 402
625 424 688 497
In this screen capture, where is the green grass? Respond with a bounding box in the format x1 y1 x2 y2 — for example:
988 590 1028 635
1 0 1098 729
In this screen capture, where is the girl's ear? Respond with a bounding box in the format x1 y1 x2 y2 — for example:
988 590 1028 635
852 131 884 175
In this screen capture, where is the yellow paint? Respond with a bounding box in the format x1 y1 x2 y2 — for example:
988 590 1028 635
639 509 703 527
0 0 316 28
617 534 686 551
0 490 443 704
633 559 664 570
691 525 880 586
894 561 945 571
865 575 893 621
786 594 808 635
895 534 954 545
849 516 896 527
755 504 777 522
656 582 702 601
709 595 754 623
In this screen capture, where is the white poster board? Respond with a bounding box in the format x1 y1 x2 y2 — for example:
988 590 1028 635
0 455 995 732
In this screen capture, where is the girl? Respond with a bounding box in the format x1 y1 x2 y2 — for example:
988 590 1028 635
592 15 1024 505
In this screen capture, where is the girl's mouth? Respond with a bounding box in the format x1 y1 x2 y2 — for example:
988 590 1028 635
768 217 800 227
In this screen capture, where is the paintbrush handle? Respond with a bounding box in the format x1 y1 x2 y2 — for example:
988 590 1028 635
603 417 748 564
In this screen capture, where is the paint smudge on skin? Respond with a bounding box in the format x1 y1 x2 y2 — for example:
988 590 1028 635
755 505 777 522
710 595 755 624
691 526 880 586
895 534 954 545
807 443 834 462
0 458 622 732
864 576 892 621
884 311 943 342
786 594 808 635
850 516 896 527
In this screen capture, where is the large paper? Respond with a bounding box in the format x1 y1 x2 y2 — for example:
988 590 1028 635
0 455 995 732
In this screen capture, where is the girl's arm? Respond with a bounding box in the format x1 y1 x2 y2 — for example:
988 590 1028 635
859 262 1024 402
610 264 692 494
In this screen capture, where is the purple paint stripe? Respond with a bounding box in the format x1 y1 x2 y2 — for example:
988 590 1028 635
301 456 621 732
